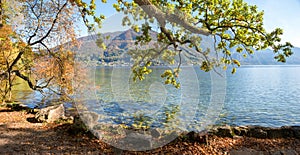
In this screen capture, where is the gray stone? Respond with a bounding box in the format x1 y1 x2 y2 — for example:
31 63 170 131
35 104 66 123
272 150 298 155
112 147 123 155
79 111 100 128
122 132 153 150
150 128 161 138
230 148 267 155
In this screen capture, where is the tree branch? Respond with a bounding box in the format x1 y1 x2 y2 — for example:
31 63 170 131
28 1 68 46
12 70 53 91
133 0 211 36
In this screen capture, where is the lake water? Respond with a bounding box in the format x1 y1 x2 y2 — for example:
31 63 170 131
18 65 300 130
223 65 300 127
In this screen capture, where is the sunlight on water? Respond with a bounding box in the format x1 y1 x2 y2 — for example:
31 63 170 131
16 65 300 128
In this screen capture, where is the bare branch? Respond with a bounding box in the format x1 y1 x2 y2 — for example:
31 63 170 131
27 0 43 44
28 1 68 46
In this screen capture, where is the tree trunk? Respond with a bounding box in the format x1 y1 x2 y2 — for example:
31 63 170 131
0 0 3 28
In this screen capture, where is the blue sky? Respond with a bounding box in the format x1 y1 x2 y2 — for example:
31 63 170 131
80 0 300 47
245 0 300 47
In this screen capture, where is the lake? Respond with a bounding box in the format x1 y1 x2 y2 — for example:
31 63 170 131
223 65 300 127
18 65 300 130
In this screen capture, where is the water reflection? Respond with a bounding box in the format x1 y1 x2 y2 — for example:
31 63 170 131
12 65 300 128
12 78 72 108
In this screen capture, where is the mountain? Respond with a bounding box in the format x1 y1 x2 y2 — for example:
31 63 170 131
231 47 300 65
75 29 158 63
74 29 300 65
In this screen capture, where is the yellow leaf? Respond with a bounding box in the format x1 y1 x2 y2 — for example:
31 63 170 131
231 68 236 74
232 59 241 67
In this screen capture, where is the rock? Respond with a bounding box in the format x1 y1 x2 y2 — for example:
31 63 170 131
247 126 268 138
122 132 153 150
230 148 267 155
292 126 300 139
212 125 234 137
266 127 283 138
112 147 123 155
186 130 208 143
273 150 298 155
280 126 295 137
186 131 197 141
209 125 300 139
67 116 89 135
233 126 248 136
35 104 66 123
6 102 32 111
79 111 100 128
150 128 161 138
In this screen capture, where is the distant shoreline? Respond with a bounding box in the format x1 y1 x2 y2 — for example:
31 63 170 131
92 64 300 68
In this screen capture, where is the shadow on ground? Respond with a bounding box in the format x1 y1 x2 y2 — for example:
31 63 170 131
0 119 113 154
0 107 299 154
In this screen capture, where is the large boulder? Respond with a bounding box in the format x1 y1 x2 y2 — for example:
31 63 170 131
35 104 69 123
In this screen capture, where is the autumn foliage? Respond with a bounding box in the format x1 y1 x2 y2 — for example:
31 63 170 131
0 0 82 103
0 25 34 102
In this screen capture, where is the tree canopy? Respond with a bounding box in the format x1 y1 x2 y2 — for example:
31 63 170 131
0 0 294 102
0 0 80 102
73 0 293 87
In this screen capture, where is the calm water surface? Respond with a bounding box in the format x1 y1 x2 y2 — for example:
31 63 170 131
223 65 300 127
18 65 300 129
